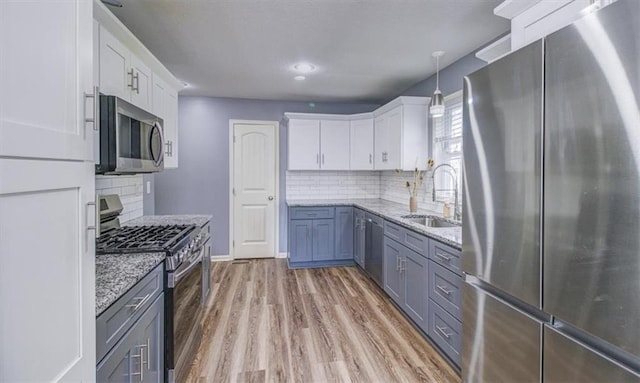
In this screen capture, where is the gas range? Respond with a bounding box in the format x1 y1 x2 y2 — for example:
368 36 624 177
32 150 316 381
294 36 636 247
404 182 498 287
95 195 208 383
96 224 200 271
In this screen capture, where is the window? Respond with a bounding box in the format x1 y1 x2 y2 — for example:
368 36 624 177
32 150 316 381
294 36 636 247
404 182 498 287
431 91 463 206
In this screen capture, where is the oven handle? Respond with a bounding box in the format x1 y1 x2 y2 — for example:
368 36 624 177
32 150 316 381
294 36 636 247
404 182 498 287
173 253 203 283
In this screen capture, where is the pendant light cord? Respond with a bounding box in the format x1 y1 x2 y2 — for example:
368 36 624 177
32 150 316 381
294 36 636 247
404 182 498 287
435 55 440 92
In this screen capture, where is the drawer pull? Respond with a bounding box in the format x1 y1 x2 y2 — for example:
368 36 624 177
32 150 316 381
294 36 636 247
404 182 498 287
436 284 452 295
131 339 149 381
125 293 151 311
436 325 453 339
435 251 452 262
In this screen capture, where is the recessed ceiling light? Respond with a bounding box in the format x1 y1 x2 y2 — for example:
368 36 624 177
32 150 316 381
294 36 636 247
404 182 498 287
293 62 315 73
182 82 190 88
294 75 306 81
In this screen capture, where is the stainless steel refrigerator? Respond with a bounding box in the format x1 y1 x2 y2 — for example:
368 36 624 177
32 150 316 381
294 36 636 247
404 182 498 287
462 0 640 381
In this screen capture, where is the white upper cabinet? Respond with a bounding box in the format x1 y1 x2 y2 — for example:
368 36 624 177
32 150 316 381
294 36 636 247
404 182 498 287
494 0 610 52
320 120 350 170
350 118 374 170
288 119 321 170
286 97 428 172
99 25 131 100
375 106 403 170
98 26 153 111
0 1 96 381
164 89 179 169
374 99 429 171
129 53 153 112
0 0 94 162
95 1 182 168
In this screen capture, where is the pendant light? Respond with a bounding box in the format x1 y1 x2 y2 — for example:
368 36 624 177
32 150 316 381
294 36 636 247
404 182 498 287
430 51 445 118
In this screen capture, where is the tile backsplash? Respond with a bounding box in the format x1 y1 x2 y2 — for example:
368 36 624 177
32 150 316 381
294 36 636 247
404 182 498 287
96 175 144 222
286 170 453 215
286 171 380 200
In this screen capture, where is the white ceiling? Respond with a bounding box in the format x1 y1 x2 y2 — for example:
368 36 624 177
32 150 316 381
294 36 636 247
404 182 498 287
110 0 509 103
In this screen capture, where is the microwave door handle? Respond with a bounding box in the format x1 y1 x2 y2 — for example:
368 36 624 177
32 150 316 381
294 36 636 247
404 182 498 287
150 122 164 166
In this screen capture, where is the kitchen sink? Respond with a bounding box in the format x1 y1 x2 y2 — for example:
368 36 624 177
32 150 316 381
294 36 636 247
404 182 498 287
401 215 461 228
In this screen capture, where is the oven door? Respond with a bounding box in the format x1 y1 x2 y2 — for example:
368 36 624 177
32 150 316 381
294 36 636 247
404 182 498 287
170 250 203 383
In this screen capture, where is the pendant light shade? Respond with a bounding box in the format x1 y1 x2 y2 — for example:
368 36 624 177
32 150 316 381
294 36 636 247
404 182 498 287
430 51 445 118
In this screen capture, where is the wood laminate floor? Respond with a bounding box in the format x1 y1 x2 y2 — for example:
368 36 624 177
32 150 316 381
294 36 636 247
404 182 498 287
187 259 460 383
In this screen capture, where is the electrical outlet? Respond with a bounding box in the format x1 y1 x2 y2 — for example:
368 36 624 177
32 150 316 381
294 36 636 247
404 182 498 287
146 181 151 194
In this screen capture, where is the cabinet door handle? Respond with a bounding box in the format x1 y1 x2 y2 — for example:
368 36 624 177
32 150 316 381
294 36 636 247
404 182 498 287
436 284 452 295
133 71 140 93
316 154 319 164
436 325 453 339
369 153 372 164
396 257 400 271
126 293 151 311
127 69 135 89
83 86 99 131
86 200 99 239
435 251 452 262
322 154 325 165
400 258 406 272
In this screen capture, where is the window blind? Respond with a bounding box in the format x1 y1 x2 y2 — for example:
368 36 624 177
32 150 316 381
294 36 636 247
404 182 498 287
432 91 463 204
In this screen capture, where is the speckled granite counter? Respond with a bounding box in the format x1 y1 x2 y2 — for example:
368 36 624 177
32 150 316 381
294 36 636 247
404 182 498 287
124 214 212 228
96 252 165 316
287 199 462 250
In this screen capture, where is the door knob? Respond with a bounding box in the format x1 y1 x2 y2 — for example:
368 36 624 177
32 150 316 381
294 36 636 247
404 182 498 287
268 196 274 201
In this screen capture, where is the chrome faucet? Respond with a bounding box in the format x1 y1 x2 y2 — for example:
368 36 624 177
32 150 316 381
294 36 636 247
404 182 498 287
431 163 461 221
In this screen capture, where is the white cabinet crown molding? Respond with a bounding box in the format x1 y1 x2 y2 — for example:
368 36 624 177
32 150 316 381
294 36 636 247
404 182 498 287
94 0 182 91
476 34 512 63
494 0 542 19
284 96 429 122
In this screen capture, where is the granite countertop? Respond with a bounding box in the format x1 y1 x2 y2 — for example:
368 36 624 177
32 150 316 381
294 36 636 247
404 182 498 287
124 214 212 228
96 252 165 316
287 198 462 250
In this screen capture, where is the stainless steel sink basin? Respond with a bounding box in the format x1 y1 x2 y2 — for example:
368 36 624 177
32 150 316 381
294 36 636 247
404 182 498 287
401 215 461 228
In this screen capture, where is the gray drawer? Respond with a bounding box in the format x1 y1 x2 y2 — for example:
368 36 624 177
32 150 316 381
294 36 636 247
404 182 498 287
428 260 463 319
428 299 462 367
97 263 164 363
384 220 428 255
384 220 403 242
429 239 462 275
290 207 335 220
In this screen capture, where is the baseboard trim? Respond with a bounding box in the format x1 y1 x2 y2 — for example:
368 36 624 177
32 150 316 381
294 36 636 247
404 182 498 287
276 252 288 259
211 255 233 262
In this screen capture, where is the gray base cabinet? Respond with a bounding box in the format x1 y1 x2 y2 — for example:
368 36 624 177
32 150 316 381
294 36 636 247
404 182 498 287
288 206 355 268
97 293 164 383
383 236 428 331
335 207 354 260
353 209 366 268
381 218 464 371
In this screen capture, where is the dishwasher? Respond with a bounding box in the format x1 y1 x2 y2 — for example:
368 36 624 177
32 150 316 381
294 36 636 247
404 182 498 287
365 216 384 287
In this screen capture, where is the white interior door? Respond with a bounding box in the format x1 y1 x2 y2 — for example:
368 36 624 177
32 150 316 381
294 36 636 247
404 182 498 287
320 120 350 170
233 122 277 259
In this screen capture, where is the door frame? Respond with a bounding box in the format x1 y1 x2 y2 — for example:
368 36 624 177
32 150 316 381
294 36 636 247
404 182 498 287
228 119 280 260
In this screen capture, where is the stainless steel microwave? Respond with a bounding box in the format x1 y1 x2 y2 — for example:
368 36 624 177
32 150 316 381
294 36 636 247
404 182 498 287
96 95 164 174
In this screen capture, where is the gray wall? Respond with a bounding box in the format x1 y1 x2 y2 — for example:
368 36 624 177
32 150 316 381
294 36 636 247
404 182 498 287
397 51 487 98
153 97 378 256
